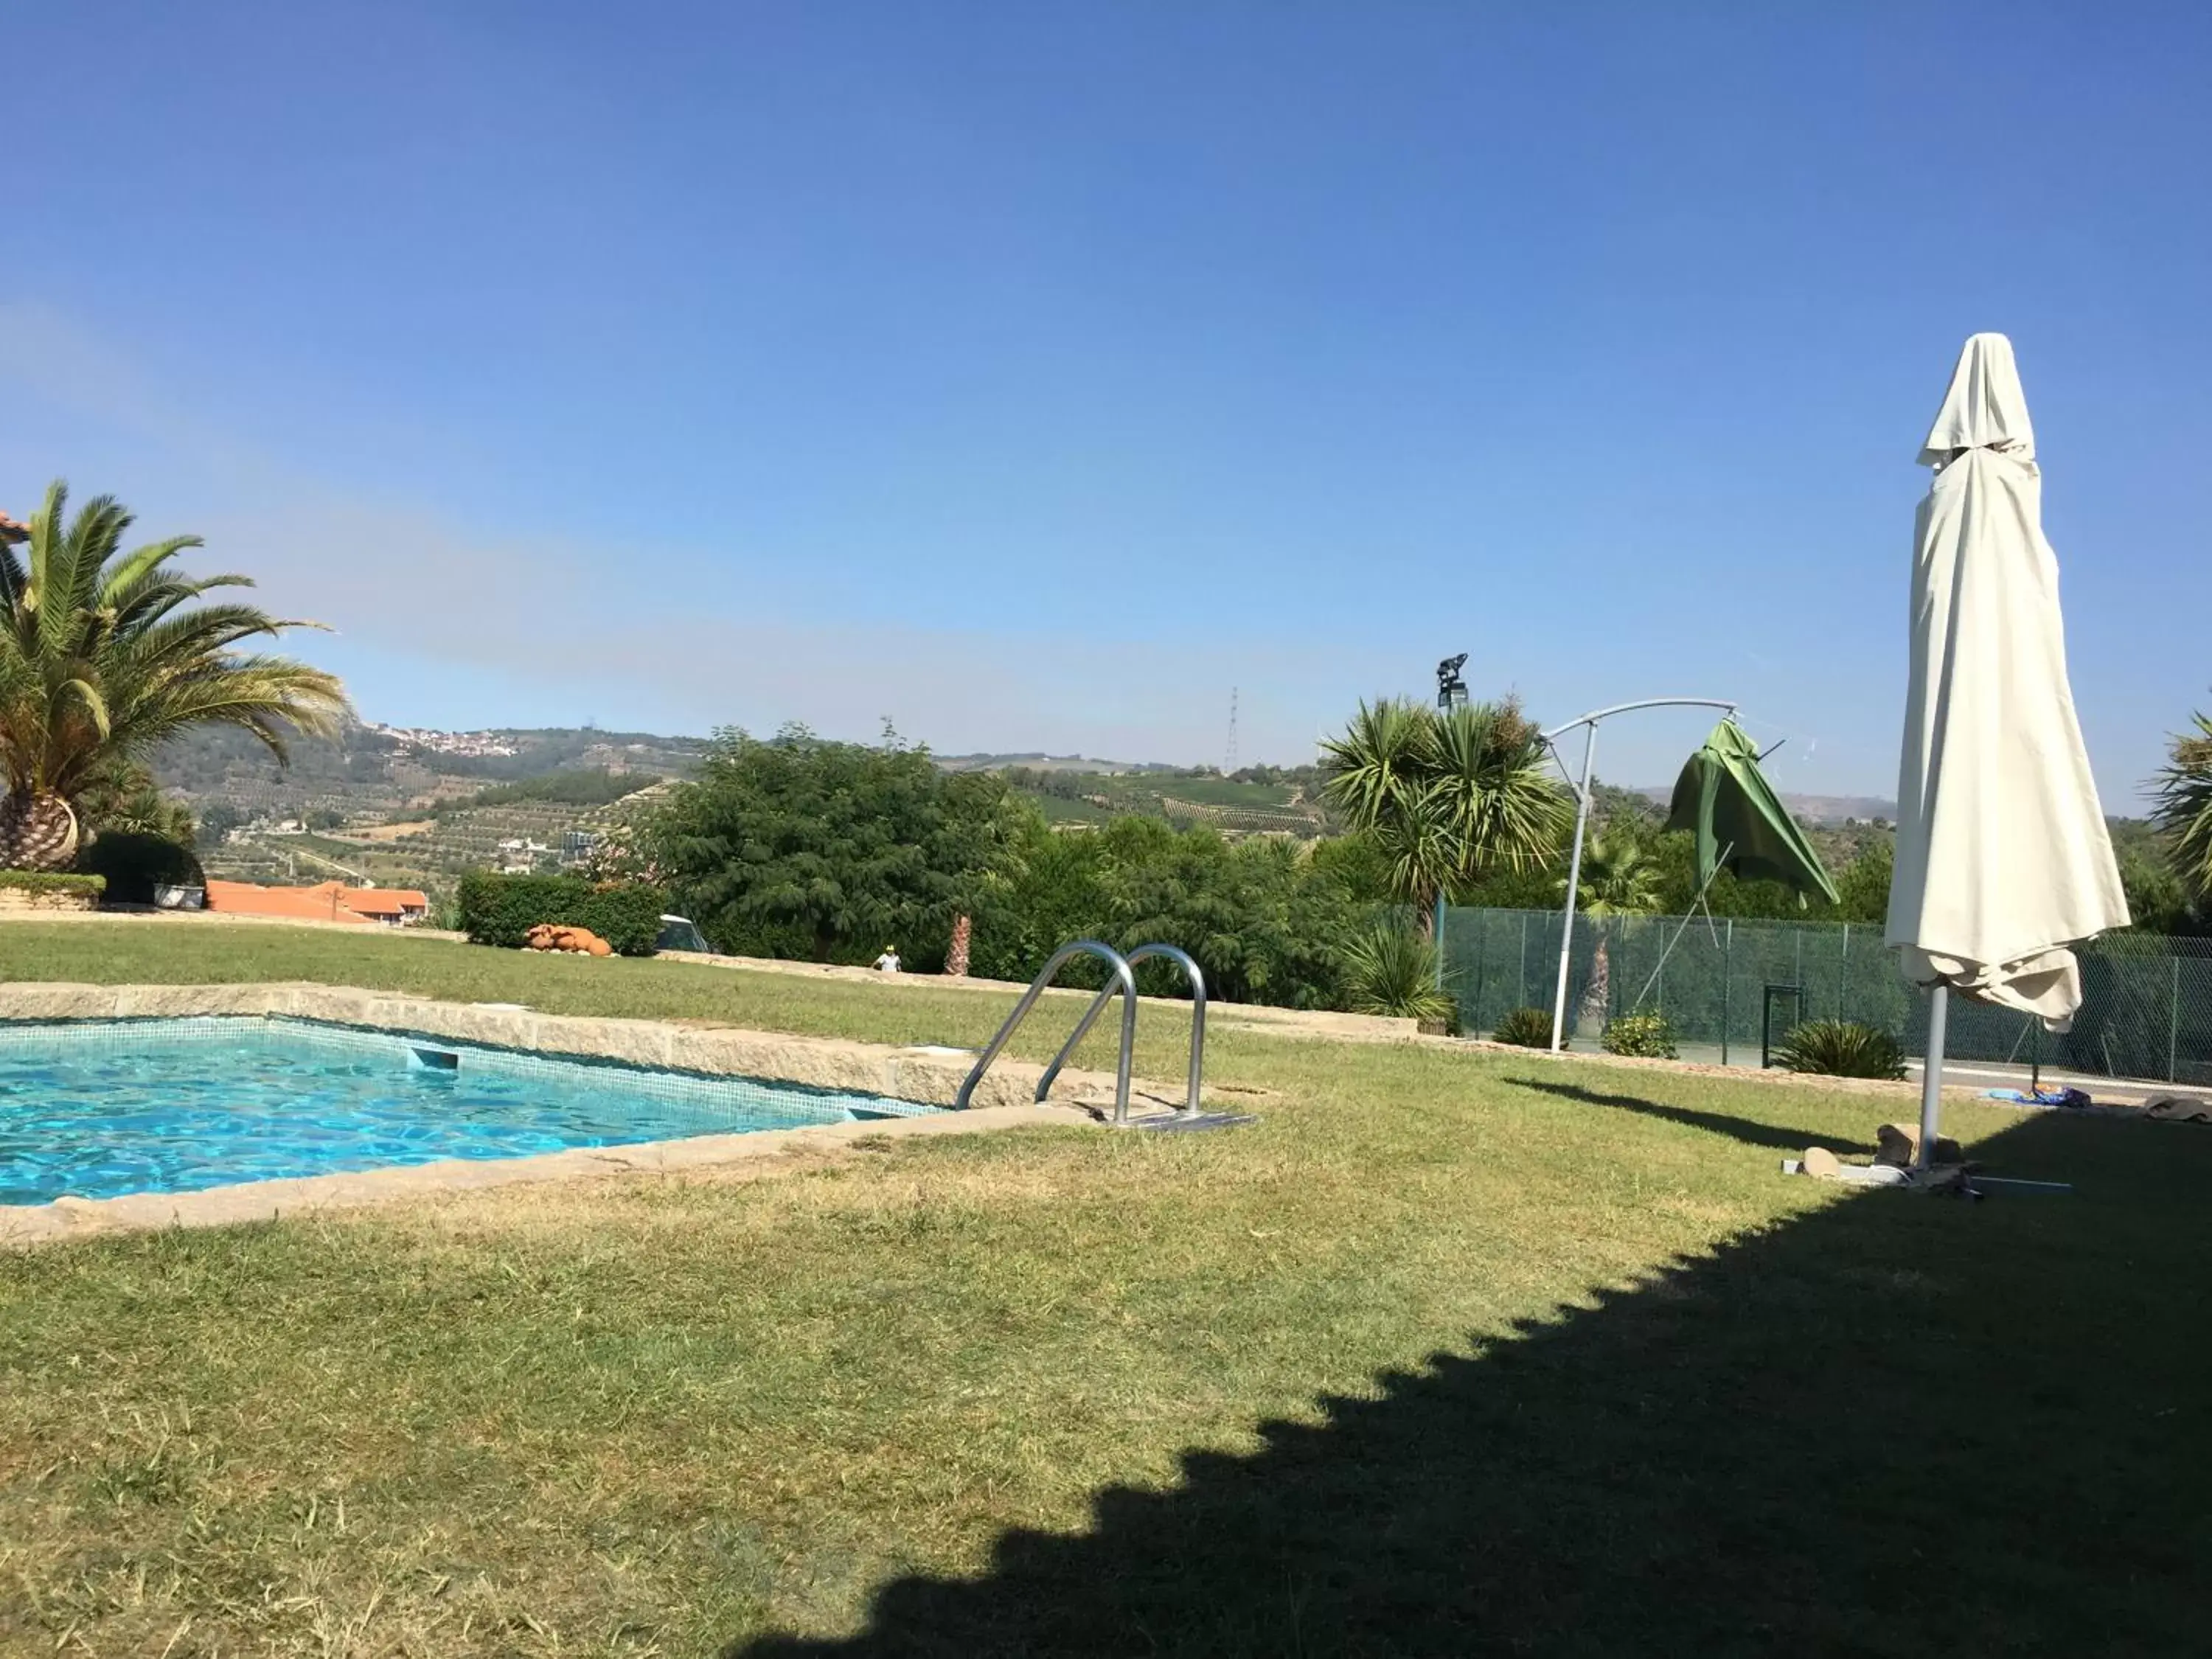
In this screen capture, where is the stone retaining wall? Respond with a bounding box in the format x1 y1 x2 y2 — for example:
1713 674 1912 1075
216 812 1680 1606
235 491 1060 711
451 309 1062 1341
0 886 100 913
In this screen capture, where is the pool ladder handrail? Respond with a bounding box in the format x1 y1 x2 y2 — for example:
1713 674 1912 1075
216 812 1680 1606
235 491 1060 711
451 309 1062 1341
1037 943 1206 1119
952 940 1208 1125
956 940 1137 1121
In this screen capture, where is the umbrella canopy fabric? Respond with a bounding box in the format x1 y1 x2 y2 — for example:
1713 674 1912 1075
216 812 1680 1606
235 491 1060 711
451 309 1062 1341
1885 333 2127 1028
1664 718 1840 905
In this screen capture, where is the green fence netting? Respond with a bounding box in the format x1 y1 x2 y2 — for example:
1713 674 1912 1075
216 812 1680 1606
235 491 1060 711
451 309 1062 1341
1440 905 2212 1086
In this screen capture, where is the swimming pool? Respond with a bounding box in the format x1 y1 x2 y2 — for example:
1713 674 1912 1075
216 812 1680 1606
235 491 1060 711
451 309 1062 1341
0 1017 937 1206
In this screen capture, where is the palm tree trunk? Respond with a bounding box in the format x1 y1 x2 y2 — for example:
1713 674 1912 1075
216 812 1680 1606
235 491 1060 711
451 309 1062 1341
946 914 973 978
1576 936 1611 1037
0 789 80 872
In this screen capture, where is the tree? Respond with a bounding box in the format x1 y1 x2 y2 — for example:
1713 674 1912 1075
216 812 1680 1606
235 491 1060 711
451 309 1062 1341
1565 827 1661 1032
973 810 1364 1008
1571 827 1662 917
645 726 1020 963
0 481 347 868
1829 838 1893 925
1319 696 1569 933
2153 709 2212 897
75 759 197 846
195 801 246 848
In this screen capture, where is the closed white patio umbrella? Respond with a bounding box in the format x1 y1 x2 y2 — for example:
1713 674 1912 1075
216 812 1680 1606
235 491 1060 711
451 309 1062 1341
1887 333 2129 1163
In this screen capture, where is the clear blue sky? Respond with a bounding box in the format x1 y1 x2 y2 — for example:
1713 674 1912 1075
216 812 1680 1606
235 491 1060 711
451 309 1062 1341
4 1 2205 803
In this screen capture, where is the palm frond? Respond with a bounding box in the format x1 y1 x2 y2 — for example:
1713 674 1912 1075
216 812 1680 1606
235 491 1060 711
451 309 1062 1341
1568 827 1663 916
1319 698 1435 824
0 484 353 830
2153 709 2212 894
59 678 111 741
1427 700 1571 883
97 535 206 610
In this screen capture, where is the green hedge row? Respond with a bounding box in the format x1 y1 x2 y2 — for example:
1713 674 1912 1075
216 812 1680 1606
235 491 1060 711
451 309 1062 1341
0 870 105 895
456 872 664 956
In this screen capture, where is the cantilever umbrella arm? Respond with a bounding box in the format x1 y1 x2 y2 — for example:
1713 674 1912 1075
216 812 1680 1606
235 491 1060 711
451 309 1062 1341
1538 698 1738 1054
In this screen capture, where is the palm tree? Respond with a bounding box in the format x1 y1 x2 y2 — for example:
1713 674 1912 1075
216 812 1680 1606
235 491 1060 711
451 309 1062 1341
1319 698 1450 929
1573 827 1662 917
1564 827 1662 1033
74 757 198 846
0 481 349 869
1321 695 1570 934
2153 709 2212 896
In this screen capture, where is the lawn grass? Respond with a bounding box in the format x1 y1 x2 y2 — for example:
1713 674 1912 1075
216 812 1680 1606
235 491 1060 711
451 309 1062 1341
3 922 2209 1655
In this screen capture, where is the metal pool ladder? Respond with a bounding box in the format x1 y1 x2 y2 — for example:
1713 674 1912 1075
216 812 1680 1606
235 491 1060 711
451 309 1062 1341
953 939 1209 1127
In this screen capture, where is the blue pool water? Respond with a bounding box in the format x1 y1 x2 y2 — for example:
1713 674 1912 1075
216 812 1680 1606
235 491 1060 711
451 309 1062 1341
0 1017 935 1206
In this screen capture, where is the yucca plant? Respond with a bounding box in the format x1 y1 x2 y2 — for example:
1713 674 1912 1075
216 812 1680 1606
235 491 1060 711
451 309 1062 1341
1490 1006 1561 1049
1602 1009 1679 1059
1340 921 1455 1026
0 481 349 869
1773 1019 1907 1080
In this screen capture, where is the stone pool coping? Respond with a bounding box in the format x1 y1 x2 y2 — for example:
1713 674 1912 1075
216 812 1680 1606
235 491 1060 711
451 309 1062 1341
0 981 1141 1109
0 981 1139 1247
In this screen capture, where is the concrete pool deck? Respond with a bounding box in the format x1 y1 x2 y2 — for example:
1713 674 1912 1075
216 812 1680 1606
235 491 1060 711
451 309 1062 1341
0 982 1153 1248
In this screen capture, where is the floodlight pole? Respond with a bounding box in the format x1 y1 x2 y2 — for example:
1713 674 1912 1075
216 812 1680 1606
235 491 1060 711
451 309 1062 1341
1435 654 1470 984
1543 698 1738 1054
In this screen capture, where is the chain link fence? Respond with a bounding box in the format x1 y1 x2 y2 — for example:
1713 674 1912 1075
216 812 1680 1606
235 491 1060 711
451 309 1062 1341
1441 905 2212 1086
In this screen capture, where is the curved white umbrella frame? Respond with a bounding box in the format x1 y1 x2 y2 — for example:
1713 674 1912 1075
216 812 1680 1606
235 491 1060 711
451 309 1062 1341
1540 697 1738 1052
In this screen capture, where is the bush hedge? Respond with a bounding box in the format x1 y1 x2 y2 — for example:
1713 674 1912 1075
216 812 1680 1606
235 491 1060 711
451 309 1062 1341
74 830 204 905
0 870 105 896
1602 1009 1680 1060
456 872 664 956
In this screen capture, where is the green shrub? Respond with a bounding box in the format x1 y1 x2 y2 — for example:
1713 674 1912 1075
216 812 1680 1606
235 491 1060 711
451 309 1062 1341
1602 1009 1680 1059
1340 922 1455 1026
1491 1006 1562 1049
1774 1018 1907 1080
456 872 664 956
0 870 105 896
74 831 203 905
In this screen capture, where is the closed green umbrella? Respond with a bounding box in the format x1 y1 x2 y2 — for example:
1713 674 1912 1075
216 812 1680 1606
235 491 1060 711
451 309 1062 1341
1663 718 1839 905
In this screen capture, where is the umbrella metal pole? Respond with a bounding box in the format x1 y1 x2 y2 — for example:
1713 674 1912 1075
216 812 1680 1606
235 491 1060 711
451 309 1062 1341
1917 984 1949 1171
1549 723 1597 1052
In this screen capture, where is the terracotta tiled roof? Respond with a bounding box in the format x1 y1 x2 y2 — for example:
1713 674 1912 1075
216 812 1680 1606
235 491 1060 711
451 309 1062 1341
0 512 26 546
203 879 427 924
205 880 375 923
339 887 431 917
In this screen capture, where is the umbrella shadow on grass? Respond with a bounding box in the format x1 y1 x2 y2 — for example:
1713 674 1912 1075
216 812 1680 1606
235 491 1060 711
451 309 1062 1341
733 1110 2212 1658
1503 1075 1879 1155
